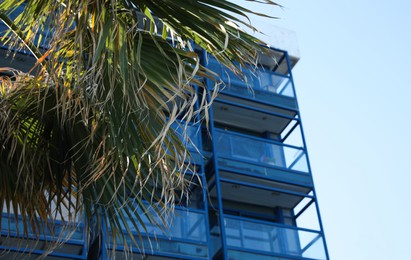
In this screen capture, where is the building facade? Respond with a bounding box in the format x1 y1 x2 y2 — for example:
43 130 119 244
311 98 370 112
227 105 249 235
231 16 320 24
0 8 328 260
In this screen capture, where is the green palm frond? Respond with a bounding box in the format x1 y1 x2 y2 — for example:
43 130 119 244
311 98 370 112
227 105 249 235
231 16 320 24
0 0 280 257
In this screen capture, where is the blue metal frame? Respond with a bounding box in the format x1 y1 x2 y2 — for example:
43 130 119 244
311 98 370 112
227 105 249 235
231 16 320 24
212 97 299 121
218 177 315 199
204 51 299 113
226 247 322 260
224 214 323 238
222 215 325 260
201 48 230 260
284 52 330 260
109 247 209 260
0 246 87 259
202 48 329 260
1 213 87 259
214 127 305 151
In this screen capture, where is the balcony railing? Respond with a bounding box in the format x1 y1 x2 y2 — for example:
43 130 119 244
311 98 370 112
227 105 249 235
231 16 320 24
206 56 297 109
172 122 203 164
213 129 311 186
111 206 209 258
1 213 85 241
1 213 86 258
224 216 326 260
172 122 201 152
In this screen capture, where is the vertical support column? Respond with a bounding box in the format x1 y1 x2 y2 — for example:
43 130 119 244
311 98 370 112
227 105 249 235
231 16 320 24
86 204 111 260
193 83 212 259
100 215 107 260
274 207 287 255
285 51 330 260
201 49 229 259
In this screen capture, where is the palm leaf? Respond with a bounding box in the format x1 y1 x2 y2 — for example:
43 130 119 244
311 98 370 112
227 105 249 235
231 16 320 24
0 0 280 257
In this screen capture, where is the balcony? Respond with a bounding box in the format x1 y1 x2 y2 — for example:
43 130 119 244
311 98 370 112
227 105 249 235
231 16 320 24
206 55 297 109
212 129 312 188
223 216 327 260
0 213 86 259
206 54 298 134
171 122 203 165
110 207 209 259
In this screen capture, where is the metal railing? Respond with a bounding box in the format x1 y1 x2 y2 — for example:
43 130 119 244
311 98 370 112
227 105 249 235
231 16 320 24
214 129 309 174
224 216 326 260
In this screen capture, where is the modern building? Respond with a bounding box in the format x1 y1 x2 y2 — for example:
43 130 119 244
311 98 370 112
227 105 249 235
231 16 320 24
0 7 329 260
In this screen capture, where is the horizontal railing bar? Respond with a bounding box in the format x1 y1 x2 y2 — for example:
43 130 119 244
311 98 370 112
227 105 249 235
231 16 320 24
214 128 304 150
224 214 322 234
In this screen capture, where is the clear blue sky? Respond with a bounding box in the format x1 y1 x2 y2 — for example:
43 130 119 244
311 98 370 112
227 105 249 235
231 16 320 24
240 0 411 259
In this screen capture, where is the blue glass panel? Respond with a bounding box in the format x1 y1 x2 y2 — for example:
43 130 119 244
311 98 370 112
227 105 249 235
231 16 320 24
117 237 209 258
172 123 200 151
111 207 207 251
215 130 308 175
1 213 84 242
224 217 326 260
228 250 291 260
1 213 86 259
110 207 208 258
206 56 297 109
171 122 203 164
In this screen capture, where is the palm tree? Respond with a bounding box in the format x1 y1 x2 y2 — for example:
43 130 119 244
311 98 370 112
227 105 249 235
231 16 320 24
0 0 280 257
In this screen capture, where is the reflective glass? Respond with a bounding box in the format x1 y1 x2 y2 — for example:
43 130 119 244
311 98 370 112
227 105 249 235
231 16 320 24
224 217 326 260
1 213 84 242
215 130 309 174
206 57 297 109
118 207 207 242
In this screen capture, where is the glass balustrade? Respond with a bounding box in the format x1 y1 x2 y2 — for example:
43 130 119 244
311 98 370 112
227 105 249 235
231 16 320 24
111 207 208 258
206 56 297 109
1 213 85 242
171 122 203 164
131 207 207 242
213 130 310 186
1 213 86 258
172 123 200 152
224 216 326 260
